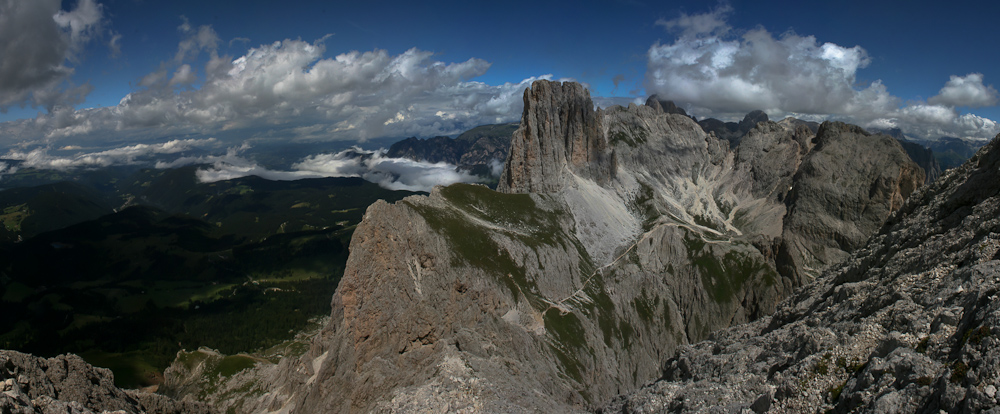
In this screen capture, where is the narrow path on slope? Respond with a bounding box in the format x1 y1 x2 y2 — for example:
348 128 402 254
549 220 733 312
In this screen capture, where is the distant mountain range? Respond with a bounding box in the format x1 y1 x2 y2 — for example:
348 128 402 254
386 122 518 178
926 136 984 169
383 101 966 190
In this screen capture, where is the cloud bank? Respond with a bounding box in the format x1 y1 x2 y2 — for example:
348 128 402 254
0 161 17 179
0 17 542 149
292 149 486 192
183 146 486 192
1 139 487 192
647 6 1000 141
3 138 217 169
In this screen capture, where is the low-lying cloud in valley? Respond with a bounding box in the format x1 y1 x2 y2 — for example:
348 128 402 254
4 138 217 169
186 146 490 192
2 140 491 193
292 149 488 192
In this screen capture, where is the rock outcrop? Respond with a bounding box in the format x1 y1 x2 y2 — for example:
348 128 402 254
601 133 1000 413
778 122 925 285
0 350 212 414
644 95 690 117
499 81 614 193
739 110 770 135
172 80 925 412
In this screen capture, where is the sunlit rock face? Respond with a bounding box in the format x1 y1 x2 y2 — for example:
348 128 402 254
183 80 923 413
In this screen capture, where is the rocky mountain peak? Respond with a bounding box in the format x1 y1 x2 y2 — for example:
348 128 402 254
813 120 870 148
498 80 614 194
739 109 769 131
776 120 924 284
644 95 689 116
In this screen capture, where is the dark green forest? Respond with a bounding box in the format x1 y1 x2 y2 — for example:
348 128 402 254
0 166 412 388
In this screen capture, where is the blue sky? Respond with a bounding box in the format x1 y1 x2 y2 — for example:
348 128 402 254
1 0 999 155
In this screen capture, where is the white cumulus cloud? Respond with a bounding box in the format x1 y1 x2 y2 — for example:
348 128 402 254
655 4 733 39
646 7 1000 141
52 0 104 49
647 23 880 116
0 23 542 149
928 73 999 108
169 64 197 87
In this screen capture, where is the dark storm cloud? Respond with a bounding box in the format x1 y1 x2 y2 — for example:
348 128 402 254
0 0 106 111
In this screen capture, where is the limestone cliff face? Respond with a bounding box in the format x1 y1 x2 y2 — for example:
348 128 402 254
499 81 613 193
182 80 926 412
779 122 925 285
222 186 632 412
603 133 1000 414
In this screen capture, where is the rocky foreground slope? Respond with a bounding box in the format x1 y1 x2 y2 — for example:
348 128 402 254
602 134 1000 413
0 351 212 413
161 80 925 413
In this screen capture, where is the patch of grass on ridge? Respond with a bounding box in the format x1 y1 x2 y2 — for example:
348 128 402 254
405 183 583 303
683 232 777 303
